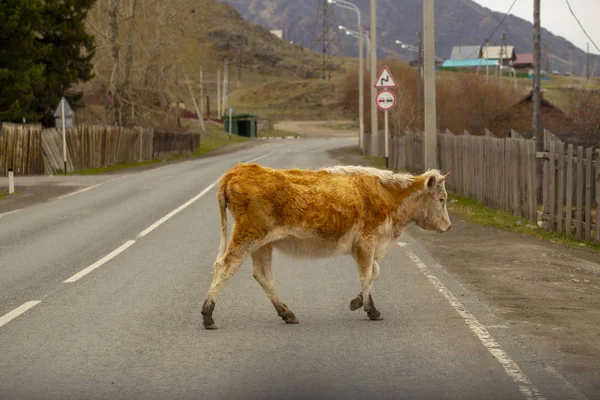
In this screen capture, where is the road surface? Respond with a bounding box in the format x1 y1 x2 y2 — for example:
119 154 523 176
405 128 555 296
0 138 589 399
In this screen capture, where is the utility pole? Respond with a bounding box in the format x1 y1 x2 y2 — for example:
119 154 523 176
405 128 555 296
417 30 423 129
423 0 437 169
587 43 590 80
199 68 204 121
370 0 378 156
569 47 573 76
533 0 542 199
359 23 365 154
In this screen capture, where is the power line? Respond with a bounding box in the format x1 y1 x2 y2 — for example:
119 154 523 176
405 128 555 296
463 0 519 60
565 0 600 53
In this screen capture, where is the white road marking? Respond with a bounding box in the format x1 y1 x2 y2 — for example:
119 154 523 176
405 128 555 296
397 242 408 247
64 240 136 283
0 209 21 220
137 182 218 238
56 175 129 200
0 301 41 328
137 152 273 239
405 246 545 400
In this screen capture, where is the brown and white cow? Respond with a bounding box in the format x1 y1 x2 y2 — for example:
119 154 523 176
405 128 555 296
201 163 451 329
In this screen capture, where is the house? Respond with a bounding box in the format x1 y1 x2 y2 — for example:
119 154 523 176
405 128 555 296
443 45 484 69
512 53 534 73
480 46 516 65
490 90 573 136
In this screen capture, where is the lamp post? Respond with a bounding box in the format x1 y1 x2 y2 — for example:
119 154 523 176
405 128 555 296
329 0 365 154
396 39 422 127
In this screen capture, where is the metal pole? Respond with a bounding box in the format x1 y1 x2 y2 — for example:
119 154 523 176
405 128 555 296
384 110 389 169
417 31 422 130
217 69 221 118
533 0 543 200
61 98 67 174
370 0 378 156
229 107 233 140
8 168 14 194
423 0 437 170
359 24 365 154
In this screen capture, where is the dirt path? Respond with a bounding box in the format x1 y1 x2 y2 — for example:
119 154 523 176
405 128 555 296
329 144 600 398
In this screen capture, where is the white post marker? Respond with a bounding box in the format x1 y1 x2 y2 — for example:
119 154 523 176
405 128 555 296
61 98 67 174
228 107 233 140
8 168 14 194
375 66 398 168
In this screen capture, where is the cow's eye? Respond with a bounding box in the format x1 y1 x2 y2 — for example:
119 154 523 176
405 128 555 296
440 198 446 203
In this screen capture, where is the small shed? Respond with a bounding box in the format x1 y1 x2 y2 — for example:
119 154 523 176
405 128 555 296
224 113 258 138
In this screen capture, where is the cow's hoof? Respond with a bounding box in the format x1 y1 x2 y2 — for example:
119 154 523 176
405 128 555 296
203 322 218 330
350 296 363 311
367 309 383 321
282 311 299 324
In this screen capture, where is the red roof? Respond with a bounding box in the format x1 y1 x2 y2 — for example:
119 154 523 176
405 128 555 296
514 53 534 65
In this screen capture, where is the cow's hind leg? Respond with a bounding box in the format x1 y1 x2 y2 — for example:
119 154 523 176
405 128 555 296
350 261 380 312
202 228 257 330
252 244 298 324
351 248 383 321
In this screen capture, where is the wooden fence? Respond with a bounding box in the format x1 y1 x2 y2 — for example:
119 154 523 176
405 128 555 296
0 123 45 176
541 130 599 241
391 130 538 223
1 123 201 176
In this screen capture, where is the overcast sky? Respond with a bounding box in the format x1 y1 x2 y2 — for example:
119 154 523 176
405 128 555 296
473 0 600 54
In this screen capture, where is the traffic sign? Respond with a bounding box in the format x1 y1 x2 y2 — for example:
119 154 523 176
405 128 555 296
375 66 398 89
375 89 397 111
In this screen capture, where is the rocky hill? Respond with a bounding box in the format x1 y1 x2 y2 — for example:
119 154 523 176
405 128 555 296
224 0 597 77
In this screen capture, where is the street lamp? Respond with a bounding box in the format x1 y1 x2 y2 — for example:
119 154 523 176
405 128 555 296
396 37 423 128
340 26 371 71
329 0 365 154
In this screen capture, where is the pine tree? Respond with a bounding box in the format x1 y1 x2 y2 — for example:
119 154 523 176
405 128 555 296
0 0 96 125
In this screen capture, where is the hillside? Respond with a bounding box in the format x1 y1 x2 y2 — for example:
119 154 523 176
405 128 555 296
224 0 598 77
78 0 335 127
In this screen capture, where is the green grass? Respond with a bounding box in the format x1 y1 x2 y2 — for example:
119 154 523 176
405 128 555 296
0 190 11 200
448 193 600 253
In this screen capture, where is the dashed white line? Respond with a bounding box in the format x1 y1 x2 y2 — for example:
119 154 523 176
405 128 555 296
64 240 136 283
0 301 41 328
404 246 546 400
137 182 218 238
137 152 273 239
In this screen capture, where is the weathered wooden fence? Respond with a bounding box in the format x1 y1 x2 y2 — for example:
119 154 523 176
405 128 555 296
1 123 201 175
390 130 537 222
0 123 45 176
541 130 599 241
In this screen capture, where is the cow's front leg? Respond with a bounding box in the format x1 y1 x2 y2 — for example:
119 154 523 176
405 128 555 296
351 247 383 321
349 261 380 312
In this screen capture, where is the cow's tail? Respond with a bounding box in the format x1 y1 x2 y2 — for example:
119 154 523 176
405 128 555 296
216 179 229 260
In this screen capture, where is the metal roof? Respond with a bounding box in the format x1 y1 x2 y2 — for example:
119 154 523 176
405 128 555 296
481 46 516 60
442 59 499 68
449 46 481 60
514 53 534 65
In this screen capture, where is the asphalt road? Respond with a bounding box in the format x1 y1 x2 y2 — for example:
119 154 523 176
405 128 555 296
0 138 589 400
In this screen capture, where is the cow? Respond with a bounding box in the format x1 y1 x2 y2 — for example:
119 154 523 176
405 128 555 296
201 163 451 329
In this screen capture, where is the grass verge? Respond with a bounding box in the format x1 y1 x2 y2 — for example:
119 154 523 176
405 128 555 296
448 193 600 253
360 153 600 253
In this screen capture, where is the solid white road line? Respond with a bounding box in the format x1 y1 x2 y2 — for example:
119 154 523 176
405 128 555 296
64 240 136 283
56 175 129 200
405 246 546 400
137 152 273 239
0 301 41 328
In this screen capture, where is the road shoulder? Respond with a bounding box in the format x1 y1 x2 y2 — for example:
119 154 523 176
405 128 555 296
329 144 600 399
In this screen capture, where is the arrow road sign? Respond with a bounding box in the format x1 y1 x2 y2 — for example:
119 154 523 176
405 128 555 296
375 89 397 111
375 66 398 89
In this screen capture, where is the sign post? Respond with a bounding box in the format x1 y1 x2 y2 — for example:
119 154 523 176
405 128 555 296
375 66 398 169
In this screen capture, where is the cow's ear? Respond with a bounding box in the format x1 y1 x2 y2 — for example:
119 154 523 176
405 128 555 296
426 175 437 190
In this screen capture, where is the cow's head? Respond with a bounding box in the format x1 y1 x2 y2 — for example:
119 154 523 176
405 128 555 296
412 170 452 233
